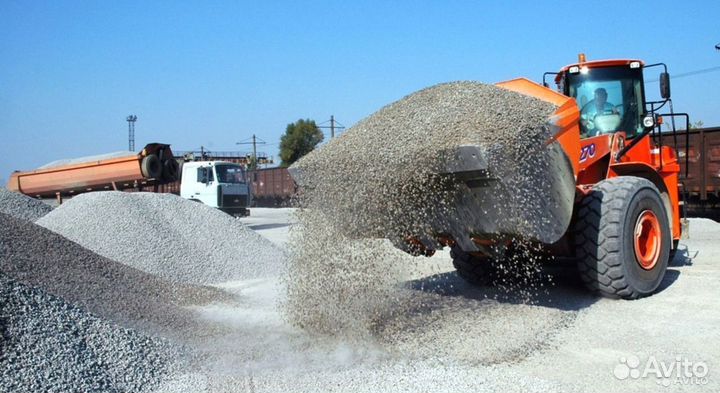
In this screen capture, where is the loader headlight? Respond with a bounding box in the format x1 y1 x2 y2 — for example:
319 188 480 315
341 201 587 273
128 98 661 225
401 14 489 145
643 115 655 128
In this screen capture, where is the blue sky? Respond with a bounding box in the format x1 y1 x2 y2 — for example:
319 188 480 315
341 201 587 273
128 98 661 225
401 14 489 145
1 0 719 182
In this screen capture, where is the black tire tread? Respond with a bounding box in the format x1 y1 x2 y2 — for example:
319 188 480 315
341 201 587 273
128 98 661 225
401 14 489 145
451 246 493 286
141 154 162 179
573 176 667 299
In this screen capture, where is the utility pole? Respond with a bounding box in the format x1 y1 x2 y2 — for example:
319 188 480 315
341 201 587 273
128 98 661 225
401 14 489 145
237 134 267 169
252 134 258 159
318 115 346 138
126 115 137 151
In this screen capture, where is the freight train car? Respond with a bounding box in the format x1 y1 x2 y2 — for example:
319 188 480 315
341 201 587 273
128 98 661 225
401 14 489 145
661 126 720 219
249 167 296 207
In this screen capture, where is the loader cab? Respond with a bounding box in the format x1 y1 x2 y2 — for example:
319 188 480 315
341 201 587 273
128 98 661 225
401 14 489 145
557 60 647 139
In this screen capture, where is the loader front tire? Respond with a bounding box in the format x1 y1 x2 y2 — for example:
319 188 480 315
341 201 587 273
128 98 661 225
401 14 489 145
574 176 670 299
451 246 495 286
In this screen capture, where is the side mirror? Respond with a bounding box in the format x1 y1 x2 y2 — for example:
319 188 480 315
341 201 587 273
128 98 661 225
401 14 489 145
660 72 671 99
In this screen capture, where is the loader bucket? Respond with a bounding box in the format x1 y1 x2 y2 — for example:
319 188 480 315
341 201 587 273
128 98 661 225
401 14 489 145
289 79 581 255
427 133 576 253
415 79 581 253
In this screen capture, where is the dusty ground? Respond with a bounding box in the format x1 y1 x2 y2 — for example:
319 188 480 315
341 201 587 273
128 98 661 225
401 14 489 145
158 208 718 393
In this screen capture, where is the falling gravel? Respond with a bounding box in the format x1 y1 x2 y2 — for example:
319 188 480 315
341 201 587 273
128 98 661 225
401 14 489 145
37 191 285 285
0 187 53 221
284 81 564 341
0 272 184 393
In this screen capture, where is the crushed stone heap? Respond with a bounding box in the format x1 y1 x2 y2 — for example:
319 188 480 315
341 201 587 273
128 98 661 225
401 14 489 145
37 192 286 285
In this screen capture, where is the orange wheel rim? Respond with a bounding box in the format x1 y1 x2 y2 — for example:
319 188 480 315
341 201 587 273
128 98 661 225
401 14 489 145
634 210 661 270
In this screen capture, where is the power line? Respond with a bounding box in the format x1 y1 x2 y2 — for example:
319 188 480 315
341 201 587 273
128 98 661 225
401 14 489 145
672 65 720 79
317 115 346 138
236 134 267 164
646 65 720 82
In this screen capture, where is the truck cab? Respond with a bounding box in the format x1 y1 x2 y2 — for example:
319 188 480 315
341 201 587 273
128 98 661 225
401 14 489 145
180 161 251 216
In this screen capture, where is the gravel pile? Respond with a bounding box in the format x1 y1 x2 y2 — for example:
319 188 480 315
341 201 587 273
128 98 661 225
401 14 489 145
0 187 53 221
284 82 561 337
0 271 184 393
39 150 135 169
0 212 230 336
37 191 285 285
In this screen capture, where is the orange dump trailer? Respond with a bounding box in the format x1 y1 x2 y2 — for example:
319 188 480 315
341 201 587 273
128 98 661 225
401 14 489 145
7 143 180 199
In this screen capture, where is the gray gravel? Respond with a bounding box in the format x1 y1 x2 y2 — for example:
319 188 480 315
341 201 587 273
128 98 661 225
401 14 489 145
0 212 231 337
37 191 285 285
0 187 53 221
0 271 184 393
155 210 720 393
284 82 559 336
291 81 560 244
39 150 135 169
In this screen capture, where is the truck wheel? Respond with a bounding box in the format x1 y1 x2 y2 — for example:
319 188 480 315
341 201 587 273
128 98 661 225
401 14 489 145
451 246 495 286
141 154 162 179
162 159 180 181
573 176 670 299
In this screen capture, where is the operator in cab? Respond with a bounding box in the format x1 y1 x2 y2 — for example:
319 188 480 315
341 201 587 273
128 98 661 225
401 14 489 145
580 88 619 136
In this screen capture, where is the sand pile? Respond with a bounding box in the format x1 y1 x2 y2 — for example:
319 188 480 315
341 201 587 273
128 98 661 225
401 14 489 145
39 150 135 169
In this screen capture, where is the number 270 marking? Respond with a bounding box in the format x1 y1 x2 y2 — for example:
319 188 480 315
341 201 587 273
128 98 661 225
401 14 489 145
580 144 596 162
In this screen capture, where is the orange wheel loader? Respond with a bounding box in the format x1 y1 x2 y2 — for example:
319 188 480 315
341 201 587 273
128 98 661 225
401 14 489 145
416 55 690 299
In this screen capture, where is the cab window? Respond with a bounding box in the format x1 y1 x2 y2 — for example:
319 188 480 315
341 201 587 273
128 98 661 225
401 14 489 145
197 167 214 183
215 164 246 184
566 67 644 139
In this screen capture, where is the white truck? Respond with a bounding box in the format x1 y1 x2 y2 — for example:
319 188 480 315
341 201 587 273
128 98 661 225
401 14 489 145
180 161 251 216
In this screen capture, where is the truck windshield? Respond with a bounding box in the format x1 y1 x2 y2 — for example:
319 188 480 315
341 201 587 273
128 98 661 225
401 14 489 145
215 164 246 184
566 67 644 139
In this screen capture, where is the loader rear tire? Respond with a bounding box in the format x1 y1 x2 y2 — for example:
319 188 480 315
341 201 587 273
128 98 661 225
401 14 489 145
451 246 495 286
573 176 670 299
141 154 162 179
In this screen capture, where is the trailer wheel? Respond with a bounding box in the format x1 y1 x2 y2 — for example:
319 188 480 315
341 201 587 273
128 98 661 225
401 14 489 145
451 246 495 286
573 176 670 299
141 155 162 179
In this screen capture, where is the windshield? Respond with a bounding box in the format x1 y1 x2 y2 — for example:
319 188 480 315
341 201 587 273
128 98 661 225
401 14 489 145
566 67 644 139
215 164 246 184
